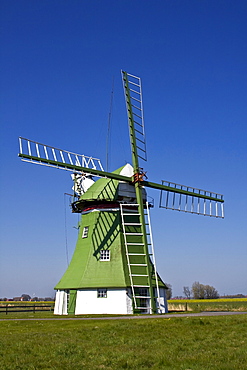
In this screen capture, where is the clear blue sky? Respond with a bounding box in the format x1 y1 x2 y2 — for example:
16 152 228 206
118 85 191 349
0 0 246 299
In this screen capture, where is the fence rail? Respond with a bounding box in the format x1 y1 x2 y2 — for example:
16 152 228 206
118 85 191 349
0 304 54 314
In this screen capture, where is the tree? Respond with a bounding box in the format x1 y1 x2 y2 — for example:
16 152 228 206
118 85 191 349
204 285 219 299
166 284 172 300
183 286 191 299
191 282 219 299
192 282 206 299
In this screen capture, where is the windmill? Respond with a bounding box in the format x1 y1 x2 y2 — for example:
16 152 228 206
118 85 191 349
18 71 224 315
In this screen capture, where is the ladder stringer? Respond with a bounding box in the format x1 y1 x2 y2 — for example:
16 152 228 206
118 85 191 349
144 201 162 313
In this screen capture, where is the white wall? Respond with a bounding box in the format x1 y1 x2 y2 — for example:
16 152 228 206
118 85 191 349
54 290 68 315
54 288 167 315
75 288 133 315
155 287 168 313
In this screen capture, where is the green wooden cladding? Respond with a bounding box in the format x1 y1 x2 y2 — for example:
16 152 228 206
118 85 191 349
55 167 166 291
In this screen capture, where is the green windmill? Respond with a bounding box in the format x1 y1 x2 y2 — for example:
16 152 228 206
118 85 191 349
18 71 224 315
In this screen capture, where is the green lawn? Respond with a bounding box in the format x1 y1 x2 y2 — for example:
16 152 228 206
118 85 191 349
1 314 246 369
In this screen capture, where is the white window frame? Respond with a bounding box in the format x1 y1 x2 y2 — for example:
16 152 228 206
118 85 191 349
97 288 107 298
82 226 89 238
100 249 110 261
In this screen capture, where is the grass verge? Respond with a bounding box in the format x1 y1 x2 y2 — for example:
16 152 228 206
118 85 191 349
1 314 247 369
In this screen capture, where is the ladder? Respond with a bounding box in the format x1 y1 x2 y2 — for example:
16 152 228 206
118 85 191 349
120 203 161 313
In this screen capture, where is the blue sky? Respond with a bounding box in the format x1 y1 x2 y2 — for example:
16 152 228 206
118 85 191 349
0 0 246 299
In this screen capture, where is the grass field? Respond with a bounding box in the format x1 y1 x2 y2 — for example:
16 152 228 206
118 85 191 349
1 314 247 369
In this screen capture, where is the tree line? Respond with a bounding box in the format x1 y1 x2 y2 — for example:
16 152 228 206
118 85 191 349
183 282 219 299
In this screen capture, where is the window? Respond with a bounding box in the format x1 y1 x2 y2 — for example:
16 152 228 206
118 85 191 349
97 289 107 298
100 250 110 261
82 226 89 238
139 288 148 297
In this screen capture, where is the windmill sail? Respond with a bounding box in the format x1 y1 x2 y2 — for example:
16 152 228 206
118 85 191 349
159 180 224 218
19 137 104 173
122 71 157 312
122 71 147 162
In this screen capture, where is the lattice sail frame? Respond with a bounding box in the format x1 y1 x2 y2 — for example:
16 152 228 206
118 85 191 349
159 180 224 218
19 137 104 173
122 71 147 162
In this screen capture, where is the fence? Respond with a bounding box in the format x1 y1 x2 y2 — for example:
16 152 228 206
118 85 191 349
0 303 54 315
